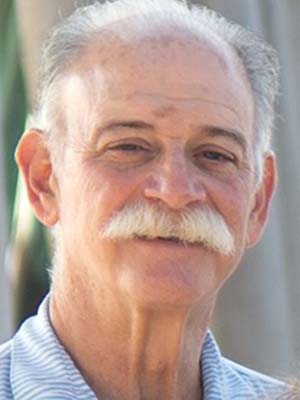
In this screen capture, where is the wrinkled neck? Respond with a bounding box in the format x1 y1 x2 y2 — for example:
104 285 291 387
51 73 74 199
49 265 216 400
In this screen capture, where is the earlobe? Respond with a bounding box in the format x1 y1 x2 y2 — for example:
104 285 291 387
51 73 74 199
246 152 277 248
15 130 59 227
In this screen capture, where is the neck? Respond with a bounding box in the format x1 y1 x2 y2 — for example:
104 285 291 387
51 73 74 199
50 267 216 400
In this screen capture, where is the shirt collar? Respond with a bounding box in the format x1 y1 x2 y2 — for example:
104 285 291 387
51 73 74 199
201 331 229 400
11 295 96 400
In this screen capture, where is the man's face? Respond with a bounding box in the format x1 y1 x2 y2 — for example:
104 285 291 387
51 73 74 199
46 36 274 307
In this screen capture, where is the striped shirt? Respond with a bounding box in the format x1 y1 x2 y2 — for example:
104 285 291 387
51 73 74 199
0 296 285 399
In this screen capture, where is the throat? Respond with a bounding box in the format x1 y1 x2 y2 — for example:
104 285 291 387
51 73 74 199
49 277 210 400
122 309 203 400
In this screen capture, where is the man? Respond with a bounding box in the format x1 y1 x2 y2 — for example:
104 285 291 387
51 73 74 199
0 0 285 399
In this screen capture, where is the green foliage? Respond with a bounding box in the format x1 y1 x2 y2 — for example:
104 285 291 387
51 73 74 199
1 1 27 230
1 1 50 328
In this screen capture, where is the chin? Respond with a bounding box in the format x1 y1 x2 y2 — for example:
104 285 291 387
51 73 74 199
118 259 221 310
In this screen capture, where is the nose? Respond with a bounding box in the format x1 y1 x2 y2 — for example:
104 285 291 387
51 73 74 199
144 153 207 210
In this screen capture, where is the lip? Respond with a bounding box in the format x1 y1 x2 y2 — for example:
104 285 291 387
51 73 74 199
134 236 202 250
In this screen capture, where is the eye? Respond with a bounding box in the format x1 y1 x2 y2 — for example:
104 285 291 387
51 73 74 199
202 150 235 163
109 143 147 152
100 140 155 167
192 147 240 176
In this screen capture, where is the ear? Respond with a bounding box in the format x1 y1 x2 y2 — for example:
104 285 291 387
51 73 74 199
246 151 277 248
15 130 59 227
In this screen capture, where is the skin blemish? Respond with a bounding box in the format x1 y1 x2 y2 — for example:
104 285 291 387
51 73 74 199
152 105 177 118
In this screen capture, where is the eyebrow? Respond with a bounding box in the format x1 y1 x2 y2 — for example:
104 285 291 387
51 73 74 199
101 120 154 132
94 119 248 152
91 120 154 144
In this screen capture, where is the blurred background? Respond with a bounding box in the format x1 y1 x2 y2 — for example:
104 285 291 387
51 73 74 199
1 0 300 380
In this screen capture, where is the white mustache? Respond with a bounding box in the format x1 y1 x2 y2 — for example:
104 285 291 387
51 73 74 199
99 202 234 255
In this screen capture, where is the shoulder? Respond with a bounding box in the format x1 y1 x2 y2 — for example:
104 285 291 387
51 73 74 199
201 331 286 399
222 356 286 398
0 340 13 399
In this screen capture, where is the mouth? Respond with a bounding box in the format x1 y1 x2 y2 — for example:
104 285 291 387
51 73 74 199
157 236 181 243
137 235 179 241
135 235 196 247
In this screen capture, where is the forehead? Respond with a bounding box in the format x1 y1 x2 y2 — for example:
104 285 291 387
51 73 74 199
62 34 254 141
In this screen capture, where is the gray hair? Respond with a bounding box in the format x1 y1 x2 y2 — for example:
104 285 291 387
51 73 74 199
32 0 280 179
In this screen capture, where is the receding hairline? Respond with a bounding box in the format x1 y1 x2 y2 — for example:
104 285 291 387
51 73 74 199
58 19 252 108
56 24 253 126
41 6 250 99
64 15 244 74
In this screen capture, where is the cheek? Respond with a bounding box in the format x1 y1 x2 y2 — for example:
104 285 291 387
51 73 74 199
208 175 255 240
61 162 144 226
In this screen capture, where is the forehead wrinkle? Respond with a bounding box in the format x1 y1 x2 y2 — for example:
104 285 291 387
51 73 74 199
134 91 242 122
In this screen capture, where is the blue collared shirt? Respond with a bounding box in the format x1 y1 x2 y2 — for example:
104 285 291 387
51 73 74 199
0 296 285 399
